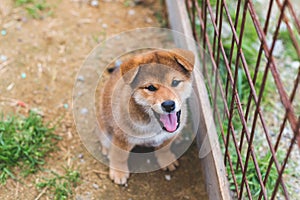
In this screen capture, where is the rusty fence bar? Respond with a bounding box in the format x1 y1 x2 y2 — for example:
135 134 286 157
185 0 300 199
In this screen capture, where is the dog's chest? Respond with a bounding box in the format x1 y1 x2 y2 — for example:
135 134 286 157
126 130 177 147
126 119 181 147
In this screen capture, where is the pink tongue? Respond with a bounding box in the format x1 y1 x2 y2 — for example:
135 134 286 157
160 112 177 132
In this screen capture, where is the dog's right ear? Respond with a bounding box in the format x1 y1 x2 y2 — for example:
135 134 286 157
170 48 195 72
120 59 140 84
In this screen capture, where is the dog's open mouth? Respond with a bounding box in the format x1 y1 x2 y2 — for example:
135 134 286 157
154 110 181 133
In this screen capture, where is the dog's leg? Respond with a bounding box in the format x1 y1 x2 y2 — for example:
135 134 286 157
108 136 134 185
154 137 179 171
95 129 109 156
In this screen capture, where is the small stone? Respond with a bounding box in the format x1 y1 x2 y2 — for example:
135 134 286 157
77 75 85 82
270 131 276 137
77 91 83 97
80 108 88 115
67 131 73 140
273 40 284 57
185 136 189 141
102 23 108 29
84 192 92 198
165 174 171 181
128 9 135 16
6 82 14 91
92 183 99 189
291 61 300 69
1 29 7 36
115 60 122 68
145 17 153 24
37 63 43 73
30 108 44 116
63 103 69 109
16 25 22 31
22 17 27 23
21 72 26 79
146 159 151 164
90 0 99 7
0 55 7 62
76 195 83 200
78 154 84 159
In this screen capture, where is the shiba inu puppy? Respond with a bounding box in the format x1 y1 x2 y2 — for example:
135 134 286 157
98 48 195 184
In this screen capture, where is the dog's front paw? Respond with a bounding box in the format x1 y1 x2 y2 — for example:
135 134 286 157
109 168 129 185
162 160 179 171
155 151 180 171
100 145 109 156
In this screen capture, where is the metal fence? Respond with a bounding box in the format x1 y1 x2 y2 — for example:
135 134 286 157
185 0 300 199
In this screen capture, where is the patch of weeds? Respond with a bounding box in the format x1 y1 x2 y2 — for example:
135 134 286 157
278 30 300 61
15 0 34 4
154 0 168 28
0 112 60 184
225 141 286 198
36 167 80 200
123 0 132 7
218 118 288 198
217 16 259 69
92 31 107 43
155 12 167 27
15 0 51 19
237 67 275 107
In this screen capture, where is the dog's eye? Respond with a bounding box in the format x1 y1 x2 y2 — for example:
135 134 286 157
145 85 157 92
171 80 181 87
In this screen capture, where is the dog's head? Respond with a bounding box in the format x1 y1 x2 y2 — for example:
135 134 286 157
120 49 195 133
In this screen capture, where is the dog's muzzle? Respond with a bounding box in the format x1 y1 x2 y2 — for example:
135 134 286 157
154 110 181 133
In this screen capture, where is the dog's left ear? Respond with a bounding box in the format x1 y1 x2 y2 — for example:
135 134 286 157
120 58 140 84
170 48 195 72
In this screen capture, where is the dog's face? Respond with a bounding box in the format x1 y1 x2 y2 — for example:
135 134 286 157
120 49 195 133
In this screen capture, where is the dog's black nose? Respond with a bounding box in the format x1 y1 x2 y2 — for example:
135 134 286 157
161 100 176 113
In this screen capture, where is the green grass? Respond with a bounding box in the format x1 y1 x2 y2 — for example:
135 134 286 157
15 0 50 18
154 0 168 28
278 29 300 61
0 112 60 184
225 141 286 198
216 118 286 198
36 167 80 200
123 0 132 7
192 1 298 198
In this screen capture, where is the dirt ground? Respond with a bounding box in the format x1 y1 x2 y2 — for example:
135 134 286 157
0 0 208 199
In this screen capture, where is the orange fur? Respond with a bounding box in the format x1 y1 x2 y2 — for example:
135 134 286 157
98 48 195 184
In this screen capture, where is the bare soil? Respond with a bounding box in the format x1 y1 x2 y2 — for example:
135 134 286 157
0 0 208 199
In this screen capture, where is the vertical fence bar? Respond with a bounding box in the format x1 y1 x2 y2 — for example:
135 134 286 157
225 0 241 104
